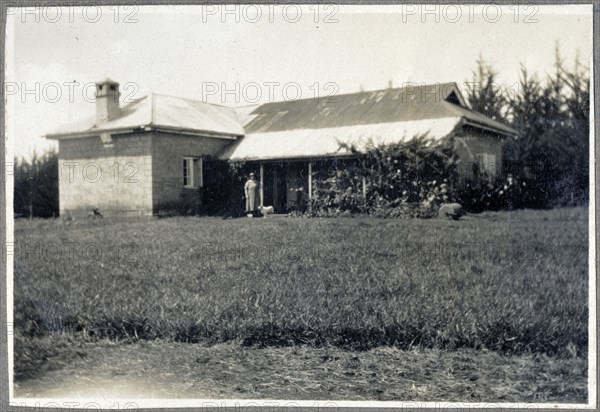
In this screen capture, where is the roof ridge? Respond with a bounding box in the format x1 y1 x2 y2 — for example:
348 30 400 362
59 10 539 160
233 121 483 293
255 81 462 107
151 92 236 109
119 94 148 107
146 83 461 110
150 93 156 125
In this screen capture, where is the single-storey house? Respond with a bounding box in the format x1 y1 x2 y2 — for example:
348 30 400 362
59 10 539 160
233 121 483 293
46 78 517 216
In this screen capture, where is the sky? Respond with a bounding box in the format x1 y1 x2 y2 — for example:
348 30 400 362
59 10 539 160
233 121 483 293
6 4 594 159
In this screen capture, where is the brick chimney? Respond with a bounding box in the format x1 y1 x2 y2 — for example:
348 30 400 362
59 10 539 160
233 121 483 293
95 78 120 125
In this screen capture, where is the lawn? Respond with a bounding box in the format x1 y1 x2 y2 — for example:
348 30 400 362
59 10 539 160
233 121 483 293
12 208 589 401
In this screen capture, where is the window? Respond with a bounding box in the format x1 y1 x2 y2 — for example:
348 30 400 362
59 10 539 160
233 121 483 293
475 153 497 176
183 157 203 188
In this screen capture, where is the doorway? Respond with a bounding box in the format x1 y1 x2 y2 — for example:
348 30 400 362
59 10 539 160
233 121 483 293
263 163 287 213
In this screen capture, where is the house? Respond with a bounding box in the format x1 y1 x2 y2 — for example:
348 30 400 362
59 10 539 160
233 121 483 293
46 78 517 216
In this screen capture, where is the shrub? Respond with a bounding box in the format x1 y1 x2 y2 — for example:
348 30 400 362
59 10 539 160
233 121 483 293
310 135 458 218
457 174 527 212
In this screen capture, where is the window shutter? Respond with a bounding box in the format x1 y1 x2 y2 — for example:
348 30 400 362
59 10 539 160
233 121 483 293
183 157 203 188
474 154 483 176
197 158 203 187
475 153 496 176
484 154 496 175
183 158 189 186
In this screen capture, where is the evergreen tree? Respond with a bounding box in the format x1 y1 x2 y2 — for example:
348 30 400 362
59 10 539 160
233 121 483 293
464 55 507 121
14 150 59 218
505 46 589 207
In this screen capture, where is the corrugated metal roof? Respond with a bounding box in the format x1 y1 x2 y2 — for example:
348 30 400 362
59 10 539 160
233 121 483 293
232 104 261 126
243 82 516 135
448 103 516 135
219 83 516 161
47 82 517 162
152 94 245 136
47 96 151 137
219 117 462 161
46 94 244 138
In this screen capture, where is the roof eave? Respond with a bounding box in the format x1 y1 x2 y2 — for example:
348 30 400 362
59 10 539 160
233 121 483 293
46 124 243 140
45 127 141 140
222 152 360 162
148 124 242 140
461 119 518 138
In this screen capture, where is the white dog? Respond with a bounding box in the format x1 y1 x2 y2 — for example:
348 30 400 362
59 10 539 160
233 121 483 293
258 205 274 217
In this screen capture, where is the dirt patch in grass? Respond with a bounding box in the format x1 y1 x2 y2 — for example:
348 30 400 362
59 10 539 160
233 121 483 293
14 340 587 402
13 333 90 382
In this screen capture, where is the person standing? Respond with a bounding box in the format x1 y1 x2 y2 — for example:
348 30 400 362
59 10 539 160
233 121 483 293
244 172 259 217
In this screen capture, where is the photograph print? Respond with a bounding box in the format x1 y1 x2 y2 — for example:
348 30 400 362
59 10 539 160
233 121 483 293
4 3 596 407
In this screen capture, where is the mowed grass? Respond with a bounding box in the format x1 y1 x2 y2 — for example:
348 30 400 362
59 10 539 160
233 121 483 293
14 208 588 375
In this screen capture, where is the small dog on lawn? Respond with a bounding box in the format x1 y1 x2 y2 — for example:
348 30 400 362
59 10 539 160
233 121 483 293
88 208 103 219
258 205 274 217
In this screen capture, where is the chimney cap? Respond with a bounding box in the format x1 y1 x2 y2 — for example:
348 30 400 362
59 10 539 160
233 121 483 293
96 77 120 86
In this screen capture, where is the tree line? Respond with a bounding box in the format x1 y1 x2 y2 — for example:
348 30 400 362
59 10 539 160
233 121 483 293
465 47 589 208
14 150 59 218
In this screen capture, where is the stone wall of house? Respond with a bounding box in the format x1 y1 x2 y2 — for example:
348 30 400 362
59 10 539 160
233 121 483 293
453 127 506 180
58 133 153 217
151 132 235 212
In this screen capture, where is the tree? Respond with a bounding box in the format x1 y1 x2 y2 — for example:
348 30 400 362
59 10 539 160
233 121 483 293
560 52 590 204
14 150 59 218
464 55 508 121
505 45 590 207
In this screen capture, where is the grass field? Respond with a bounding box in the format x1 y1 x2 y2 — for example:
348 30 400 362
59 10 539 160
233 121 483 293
13 208 589 401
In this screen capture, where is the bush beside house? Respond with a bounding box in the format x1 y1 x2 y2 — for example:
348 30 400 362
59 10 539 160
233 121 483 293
310 136 458 218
